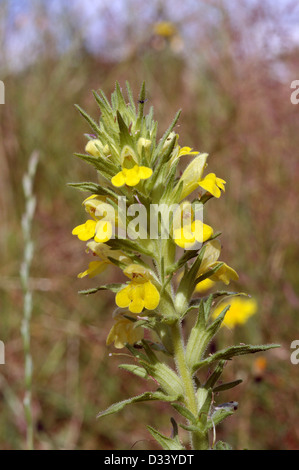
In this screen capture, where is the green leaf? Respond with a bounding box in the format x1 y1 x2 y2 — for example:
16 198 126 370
153 110 181 165
117 111 134 148
78 283 124 295
126 81 136 115
213 379 243 393
139 360 184 398
185 300 230 371
75 104 101 135
192 344 280 373
204 360 226 389
118 364 148 379
97 390 178 418
147 425 185 451
171 403 197 424
67 182 118 199
198 388 213 427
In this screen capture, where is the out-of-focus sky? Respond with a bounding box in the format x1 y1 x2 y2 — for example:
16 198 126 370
1 0 298 72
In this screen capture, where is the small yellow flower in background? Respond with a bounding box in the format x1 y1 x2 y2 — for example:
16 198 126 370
212 297 258 329
195 240 239 292
106 313 144 349
115 264 160 314
153 21 177 38
111 165 152 187
197 173 226 199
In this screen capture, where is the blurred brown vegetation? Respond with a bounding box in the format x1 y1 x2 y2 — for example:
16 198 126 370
0 0 299 450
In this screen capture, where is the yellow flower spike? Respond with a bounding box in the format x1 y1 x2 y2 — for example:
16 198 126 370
78 260 108 279
72 219 97 241
111 165 152 187
212 297 257 329
198 173 226 198
106 313 144 349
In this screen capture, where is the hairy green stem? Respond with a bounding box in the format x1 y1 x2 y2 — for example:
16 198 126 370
170 321 209 450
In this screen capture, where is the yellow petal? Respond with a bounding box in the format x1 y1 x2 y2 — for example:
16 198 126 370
178 146 199 157
138 166 153 180
198 173 226 198
143 281 160 310
94 220 113 243
111 171 126 187
77 260 107 279
125 166 141 186
115 285 132 309
179 154 208 200
173 226 195 249
198 240 221 274
192 220 213 243
195 278 216 293
72 219 97 241
210 262 239 285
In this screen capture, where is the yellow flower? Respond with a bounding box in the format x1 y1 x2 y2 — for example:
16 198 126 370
72 195 115 243
111 165 152 187
197 173 226 199
178 146 199 157
173 220 213 249
153 21 177 38
72 219 112 243
179 154 208 200
78 260 108 278
72 219 97 241
195 240 239 292
115 265 160 314
106 313 144 349
212 297 257 328
77 241 131 278
178 154 225 200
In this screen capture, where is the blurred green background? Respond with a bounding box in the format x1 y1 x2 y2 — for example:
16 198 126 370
0 0 299 450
